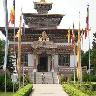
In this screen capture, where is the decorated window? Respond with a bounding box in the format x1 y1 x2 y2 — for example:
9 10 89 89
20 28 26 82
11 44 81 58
24 53 28 66
58 54 70 66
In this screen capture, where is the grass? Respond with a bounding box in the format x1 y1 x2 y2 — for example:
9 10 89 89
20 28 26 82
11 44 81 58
0 92 14 96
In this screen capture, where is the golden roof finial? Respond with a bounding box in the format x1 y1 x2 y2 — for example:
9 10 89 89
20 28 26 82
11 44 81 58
40 0 46 2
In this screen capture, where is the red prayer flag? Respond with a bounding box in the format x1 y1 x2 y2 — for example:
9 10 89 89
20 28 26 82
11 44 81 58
85 5 89 39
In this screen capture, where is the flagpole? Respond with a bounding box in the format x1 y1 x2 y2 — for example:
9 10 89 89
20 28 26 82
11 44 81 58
74 44 76 84
13 0 15 93
13 0 15 54
77 12 82 83
79 12 82 83
23 65 24 87
17 9 22 89
80 36 82 83
87 5 90 75
3 0 8 93
72 23 76 84
89 37 90 75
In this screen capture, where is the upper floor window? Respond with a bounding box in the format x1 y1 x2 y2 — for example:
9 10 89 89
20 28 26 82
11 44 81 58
24 53 28 66
58 54 70 66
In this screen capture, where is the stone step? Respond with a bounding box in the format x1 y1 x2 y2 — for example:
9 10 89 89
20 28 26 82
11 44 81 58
30 72 59 84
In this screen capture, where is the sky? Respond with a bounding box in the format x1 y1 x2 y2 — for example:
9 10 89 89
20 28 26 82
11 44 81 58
0 0 96 51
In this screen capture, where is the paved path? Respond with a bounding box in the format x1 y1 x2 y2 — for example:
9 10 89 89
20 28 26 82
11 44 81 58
30 84 68 96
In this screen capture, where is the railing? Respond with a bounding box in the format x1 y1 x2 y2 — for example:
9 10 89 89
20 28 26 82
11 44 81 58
21 66 34 72
58 66 74 74
58 66 87 74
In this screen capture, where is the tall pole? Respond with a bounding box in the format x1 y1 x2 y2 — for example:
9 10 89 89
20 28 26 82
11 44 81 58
3 0 8 93
87 5 90 75
23 65 24 87
72 24 75 83
89 38 90 75
17 12 22 89
73 45 76 84
13 0 15 93
13 0 15 54
77 12 82 83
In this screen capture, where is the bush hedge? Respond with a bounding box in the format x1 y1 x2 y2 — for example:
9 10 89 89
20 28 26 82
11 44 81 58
0 74 18 92
20 75 32 86
63 84 89 96
74 83 96 96
13 84 33 96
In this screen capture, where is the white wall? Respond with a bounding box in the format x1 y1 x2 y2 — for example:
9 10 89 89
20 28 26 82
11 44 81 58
70 55 77 67
28 54 34 67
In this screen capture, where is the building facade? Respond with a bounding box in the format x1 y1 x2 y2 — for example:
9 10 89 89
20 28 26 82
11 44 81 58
1 0 79 83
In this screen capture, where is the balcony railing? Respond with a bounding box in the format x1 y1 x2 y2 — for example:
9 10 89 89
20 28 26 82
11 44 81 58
58 66 87 74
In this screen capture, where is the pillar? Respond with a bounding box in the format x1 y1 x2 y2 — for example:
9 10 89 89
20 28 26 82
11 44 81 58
33 55 37 72
54 55 58 71
51 55 54 72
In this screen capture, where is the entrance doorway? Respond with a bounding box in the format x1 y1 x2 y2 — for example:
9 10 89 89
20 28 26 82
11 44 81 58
38 56 48 72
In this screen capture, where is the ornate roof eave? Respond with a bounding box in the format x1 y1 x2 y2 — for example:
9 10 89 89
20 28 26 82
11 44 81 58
23 13 64 28
23 13 64 17
0 27 79 35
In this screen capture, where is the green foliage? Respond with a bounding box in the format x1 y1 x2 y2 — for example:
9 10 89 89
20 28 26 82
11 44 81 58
20 75 32 86
0 40 15 73
91 49 96 74
82 71 96 82
70 72 78 81
82 72 90 82
92 33 96 49
63 83 88 96
81 51 89 68
81 32 96 76
0 40 5 65
90 33 96 75
74 83 96 96
59 74 65 84
0 92 13 96
59 74 69 84
7 52 15 73
13 84 33 96
0 74 19 92
63 81 96 96
90 76 96 82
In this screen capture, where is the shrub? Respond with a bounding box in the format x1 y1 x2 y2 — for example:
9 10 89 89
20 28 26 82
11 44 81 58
59 74 65 84
63 84 89 96
90 75 96 82
82 72 96 82
0 74 19 92
70 73 78 81
20 75 32 86
59 74 69 84
13 84 33 96
91 83 96 91
82 72 90 82
74 83 96 96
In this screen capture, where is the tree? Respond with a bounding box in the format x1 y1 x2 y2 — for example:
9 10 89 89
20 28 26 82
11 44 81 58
81 50 89 69
0 40 14 73
90 33 96 74
0 40 5 66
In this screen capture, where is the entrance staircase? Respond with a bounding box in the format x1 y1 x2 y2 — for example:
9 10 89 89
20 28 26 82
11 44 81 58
30 72 59 84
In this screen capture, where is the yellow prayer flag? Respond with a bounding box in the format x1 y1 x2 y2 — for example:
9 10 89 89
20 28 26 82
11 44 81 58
77 21 81 81
68 27 70 44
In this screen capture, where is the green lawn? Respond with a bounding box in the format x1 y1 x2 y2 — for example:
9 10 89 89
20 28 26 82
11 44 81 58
0 92 14 96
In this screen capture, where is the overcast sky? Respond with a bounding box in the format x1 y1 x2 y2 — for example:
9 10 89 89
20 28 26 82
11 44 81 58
0 0 96 51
